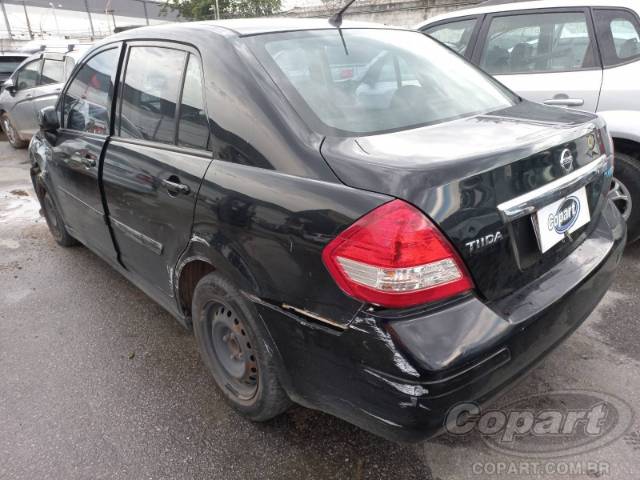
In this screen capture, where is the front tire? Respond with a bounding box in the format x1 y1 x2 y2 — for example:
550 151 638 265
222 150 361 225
1 113 27 149
192 272 290 421
41 191 78 247
610 152 640 244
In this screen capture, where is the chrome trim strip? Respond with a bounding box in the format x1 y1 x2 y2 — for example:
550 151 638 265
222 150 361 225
111 218 163 255
497 155 609 222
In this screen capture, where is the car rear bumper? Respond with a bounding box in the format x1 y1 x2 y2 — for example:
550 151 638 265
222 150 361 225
254 199 626 442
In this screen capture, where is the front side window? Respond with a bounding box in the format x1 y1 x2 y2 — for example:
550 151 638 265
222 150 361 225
41 59 64 85
248 29 514 135
63 48 118 134
178 54 209 150
424 18 477 55
15 60 41 90
119 46 186 144
595 9 640 66
480 12 596 74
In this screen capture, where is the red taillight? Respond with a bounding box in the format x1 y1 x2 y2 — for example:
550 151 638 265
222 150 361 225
322 200 473 308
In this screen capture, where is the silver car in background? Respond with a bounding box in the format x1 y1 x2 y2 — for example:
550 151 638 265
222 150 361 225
417 0 640 242
0 45 90 149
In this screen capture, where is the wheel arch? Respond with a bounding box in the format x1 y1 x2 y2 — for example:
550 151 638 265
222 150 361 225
613 137 640 160
175 256 216 324
174 238 262 325
28 134 50 201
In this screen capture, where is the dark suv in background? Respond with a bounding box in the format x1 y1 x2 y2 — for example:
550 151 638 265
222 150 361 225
29 19 625 442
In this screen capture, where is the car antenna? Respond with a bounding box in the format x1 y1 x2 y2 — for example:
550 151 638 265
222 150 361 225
330 0 356 55
329 0 356 27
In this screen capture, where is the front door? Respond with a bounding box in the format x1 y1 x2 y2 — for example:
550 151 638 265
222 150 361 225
27 56 66 136
474 9 603 113
9 58 42 135
102 44 212 298
48 46 122 261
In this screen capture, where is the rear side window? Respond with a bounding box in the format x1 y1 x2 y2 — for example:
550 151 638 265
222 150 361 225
480 12 596 74
63 48 118 135
594 9 640 66
41 59 64 85
178 54 209 150
423 18 477 55
119 46 186 144
16 59 41 90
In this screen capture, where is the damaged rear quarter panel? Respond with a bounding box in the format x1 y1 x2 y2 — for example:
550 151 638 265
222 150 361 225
185 160 392 326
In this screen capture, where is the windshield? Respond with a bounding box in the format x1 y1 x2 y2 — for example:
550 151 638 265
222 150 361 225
0 57 26 75
247 29 516 135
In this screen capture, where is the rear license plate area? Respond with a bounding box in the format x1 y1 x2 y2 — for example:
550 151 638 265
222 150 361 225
531 186 591 254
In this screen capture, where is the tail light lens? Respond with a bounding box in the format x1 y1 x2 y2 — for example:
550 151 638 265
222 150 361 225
322 200 473 308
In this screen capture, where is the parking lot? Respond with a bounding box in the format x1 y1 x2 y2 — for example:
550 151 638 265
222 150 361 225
1 134 640 479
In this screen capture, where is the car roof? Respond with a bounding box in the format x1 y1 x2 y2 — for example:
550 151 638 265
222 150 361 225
415 0 640 28
105 17 403 41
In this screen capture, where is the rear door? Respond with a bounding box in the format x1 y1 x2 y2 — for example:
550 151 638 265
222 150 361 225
102 43 212 298
474 8 602 112
49 45 122 261
9 58 42 135
593 7 640 114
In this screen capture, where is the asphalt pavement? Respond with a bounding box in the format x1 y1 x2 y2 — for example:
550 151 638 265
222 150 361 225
1 135 640 479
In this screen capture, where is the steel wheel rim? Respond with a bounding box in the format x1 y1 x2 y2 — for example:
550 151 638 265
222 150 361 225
3 119 16 145
610 176 632 221
206 302 258 400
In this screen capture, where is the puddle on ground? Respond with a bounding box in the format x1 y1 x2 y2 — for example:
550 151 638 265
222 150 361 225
0 188 41 225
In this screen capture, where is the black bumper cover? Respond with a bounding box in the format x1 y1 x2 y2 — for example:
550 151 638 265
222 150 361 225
256 200 626 442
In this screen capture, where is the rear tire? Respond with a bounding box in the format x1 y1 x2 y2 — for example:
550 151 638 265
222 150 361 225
1 113 27 149
41 191 78 247
610 152 640 244
192 272 291 421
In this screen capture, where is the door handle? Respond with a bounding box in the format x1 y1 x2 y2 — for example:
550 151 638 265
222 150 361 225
543 98 584 107
161 178 190 195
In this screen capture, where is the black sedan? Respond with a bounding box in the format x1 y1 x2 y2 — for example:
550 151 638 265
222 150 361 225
28 19 625 442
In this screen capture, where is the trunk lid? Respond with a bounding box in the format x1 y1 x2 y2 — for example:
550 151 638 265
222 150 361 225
320 101 613 301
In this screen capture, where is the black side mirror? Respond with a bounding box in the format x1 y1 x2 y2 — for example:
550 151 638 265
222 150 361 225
3 78 16 94
38 106 59 132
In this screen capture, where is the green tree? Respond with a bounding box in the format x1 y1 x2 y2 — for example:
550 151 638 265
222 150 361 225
162 0 282 20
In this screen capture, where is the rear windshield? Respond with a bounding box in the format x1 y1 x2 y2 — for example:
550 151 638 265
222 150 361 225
247 29 516 136
0 57 26 75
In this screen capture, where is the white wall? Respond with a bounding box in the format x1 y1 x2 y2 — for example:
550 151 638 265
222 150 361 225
283 0 482 27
